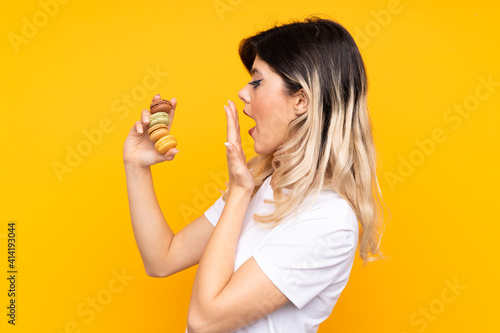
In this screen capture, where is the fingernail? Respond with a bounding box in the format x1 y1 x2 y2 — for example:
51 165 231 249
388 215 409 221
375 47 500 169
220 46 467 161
224 142 231 150
138 128 143 133
174 149 179 154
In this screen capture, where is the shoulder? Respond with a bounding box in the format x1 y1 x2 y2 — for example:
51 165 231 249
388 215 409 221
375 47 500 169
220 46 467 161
261 190 359 256
285 190 359 237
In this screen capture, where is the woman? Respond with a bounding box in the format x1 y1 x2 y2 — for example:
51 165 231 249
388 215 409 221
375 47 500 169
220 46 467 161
123 16 387 333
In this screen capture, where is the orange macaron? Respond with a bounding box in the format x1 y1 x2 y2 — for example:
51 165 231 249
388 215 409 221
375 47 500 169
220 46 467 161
148 124 169 143
154 135 177 154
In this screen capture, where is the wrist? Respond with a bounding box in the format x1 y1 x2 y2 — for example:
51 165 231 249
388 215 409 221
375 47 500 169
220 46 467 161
124 161 150 174
227 187 253 202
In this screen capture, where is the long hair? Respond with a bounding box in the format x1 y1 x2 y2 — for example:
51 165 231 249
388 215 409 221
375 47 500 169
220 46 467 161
223 16 390 266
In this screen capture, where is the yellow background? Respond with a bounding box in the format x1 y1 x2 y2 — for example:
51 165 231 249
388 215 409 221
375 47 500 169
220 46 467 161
1 0 498 332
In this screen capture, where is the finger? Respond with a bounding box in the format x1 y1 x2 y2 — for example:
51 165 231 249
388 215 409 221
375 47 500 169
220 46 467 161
229 100 242 146
227 100 244 160
162 148 179 161
227 100 242 149
141 109 150 125
225 142 245 168
225 104 237 144
168 97 176 131
134 120 145 134
225 142 236 156
152 93 161 104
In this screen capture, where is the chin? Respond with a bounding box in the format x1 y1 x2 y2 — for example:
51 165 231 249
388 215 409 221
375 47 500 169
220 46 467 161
254 142 264 155
254 142 277 155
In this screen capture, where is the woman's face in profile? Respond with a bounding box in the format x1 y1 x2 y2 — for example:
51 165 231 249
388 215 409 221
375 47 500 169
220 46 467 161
238 56 297 155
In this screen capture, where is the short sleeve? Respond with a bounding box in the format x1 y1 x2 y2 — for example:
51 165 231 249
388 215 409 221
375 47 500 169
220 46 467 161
252 202 358 309
203 193 226 227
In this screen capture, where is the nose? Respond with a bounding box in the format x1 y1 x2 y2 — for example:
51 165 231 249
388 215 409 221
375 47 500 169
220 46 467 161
238 85 250 104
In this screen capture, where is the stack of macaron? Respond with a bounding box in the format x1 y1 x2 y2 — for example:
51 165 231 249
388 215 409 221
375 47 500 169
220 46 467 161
148 99 178 154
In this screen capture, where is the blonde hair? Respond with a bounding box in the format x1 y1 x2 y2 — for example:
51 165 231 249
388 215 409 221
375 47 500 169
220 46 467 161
223 16 390 266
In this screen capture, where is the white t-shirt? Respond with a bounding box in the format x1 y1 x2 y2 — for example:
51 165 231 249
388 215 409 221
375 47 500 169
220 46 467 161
189 174 359 333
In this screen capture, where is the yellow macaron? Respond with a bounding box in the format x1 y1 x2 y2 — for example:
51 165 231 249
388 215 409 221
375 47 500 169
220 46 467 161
154 135 177 154
148 124 169 143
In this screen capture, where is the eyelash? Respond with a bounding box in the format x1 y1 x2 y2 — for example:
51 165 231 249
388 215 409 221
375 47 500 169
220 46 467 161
248 79 263 88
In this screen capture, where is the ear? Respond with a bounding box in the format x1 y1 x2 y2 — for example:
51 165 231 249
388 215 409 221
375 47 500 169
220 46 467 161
292 89 308 116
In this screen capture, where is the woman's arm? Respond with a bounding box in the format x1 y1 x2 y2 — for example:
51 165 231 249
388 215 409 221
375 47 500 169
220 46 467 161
189 189 251 299
123 94 215 278
186 101 290 333
124 163 174 276
124 163 216 278
187 189 290 333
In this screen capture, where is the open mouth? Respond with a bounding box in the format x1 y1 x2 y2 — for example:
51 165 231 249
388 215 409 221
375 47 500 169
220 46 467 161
243 109 256 136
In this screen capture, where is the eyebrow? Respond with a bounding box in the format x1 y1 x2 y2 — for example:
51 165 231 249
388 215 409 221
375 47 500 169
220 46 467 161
250 67 261 75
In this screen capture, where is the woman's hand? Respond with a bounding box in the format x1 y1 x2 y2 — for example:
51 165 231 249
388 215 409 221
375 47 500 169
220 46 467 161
123 94 179 168
224 100 255 195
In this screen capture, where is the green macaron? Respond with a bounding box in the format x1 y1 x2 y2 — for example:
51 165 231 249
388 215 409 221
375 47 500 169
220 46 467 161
149 112 170 128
